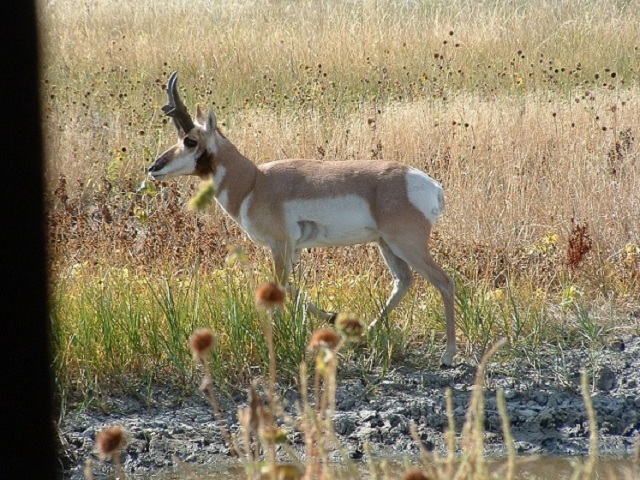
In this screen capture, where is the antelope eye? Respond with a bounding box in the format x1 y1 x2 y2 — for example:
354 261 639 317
183 137 198 149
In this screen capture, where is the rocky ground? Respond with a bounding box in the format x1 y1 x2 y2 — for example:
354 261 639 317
59 335 640 479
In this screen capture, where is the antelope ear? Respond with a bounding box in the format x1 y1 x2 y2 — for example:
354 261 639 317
195 104 206 126
206 109 217 133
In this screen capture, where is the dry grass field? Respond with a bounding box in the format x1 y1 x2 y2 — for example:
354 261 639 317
40 0 640 400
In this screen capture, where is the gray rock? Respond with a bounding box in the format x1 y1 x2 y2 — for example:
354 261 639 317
355 426 382 442
597 365 616 391
334 415 356 436
503 388 517 400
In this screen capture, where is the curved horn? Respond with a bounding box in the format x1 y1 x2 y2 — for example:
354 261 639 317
161 72 195 133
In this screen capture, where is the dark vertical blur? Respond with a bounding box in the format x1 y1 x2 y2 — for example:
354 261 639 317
0 1 57 478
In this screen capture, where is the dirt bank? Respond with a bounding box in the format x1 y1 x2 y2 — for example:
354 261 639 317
59 335 640 479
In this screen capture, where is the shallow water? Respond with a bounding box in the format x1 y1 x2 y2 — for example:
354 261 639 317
150 455 637 479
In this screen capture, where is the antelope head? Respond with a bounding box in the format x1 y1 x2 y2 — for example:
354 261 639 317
148 72 218 180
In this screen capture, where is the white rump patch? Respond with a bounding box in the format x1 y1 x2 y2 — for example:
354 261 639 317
405 167 445 223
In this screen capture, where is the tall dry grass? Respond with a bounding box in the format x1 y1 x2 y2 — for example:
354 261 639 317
39 0 640 249
39 0 640 92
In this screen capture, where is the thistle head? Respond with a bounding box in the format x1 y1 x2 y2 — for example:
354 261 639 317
308 327 341 353
96 425 126 461
403 469 432 480
254 282 286 312
189 328 215 360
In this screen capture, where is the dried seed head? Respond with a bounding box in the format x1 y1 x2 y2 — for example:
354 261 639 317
335 313 364 340
187 179 216 212
189 328 215 359
254 282 286 311
248 381 262 432
96 425 126 461
308 328 341 352
259 426 288 444
260 464 303 480
404 469 432 480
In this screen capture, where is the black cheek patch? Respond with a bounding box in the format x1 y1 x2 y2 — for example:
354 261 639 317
195 151 214 178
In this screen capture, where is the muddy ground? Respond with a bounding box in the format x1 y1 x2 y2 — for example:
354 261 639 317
59 334 640 479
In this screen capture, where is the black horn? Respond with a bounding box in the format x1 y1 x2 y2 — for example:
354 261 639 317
161 72 195 134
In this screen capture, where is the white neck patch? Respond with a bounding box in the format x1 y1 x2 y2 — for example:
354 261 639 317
213 164 227 190
213 164 230 214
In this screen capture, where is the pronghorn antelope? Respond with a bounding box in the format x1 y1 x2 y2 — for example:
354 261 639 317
149 72 457 366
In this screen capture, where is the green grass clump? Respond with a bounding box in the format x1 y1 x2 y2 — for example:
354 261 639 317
51 263 310 401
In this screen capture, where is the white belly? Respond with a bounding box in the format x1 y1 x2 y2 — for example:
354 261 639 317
284 195 379 248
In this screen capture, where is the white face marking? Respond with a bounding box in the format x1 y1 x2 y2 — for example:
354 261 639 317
405 167 444 223
149 150 198 180
283 195 378 247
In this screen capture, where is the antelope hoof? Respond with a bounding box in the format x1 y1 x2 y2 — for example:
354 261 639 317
440 350 456 368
